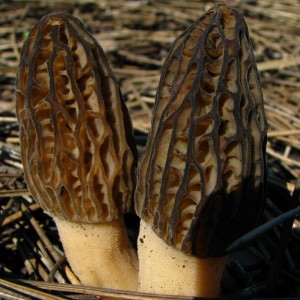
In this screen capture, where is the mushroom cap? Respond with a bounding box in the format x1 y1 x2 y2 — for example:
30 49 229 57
16 12 137 223
135 4 267 257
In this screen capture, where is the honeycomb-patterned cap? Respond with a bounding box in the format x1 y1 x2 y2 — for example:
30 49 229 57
16 12 137 223
135 4 267 257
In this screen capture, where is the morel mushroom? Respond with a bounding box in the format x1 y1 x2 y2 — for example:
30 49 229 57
16 12 138 290
135 4 267 297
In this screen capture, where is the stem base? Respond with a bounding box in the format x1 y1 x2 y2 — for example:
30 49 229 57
138 220 227 297
55 217 138 291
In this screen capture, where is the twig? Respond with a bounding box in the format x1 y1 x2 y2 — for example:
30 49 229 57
0 279 68 300
226 206 300 253
264 173 300 295
1 203 40 227
20 204 80 285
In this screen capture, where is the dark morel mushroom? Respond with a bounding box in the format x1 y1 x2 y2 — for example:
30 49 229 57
135 4 267 297
16 12 138 290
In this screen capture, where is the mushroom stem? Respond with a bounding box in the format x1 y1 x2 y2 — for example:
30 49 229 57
138 220 227 297
54 217 138 291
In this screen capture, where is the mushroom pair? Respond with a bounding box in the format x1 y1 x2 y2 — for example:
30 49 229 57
16 4 267 298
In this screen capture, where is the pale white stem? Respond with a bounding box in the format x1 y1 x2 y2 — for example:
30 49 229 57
54 217 138 291
138 219 227 297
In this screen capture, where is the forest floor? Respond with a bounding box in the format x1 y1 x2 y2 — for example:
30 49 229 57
0 0 300 298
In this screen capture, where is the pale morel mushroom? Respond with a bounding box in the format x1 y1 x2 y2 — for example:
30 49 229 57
15 12 138 290
135 4 267 297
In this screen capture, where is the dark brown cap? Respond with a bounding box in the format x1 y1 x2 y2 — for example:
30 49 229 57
135 4 267 257
16 12 137 223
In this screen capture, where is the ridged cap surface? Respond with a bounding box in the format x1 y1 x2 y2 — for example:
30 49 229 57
135 4 267 257
16 12 137 223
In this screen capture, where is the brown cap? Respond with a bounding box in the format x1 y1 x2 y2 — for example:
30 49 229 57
135 4 267 257
16 12 137 223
